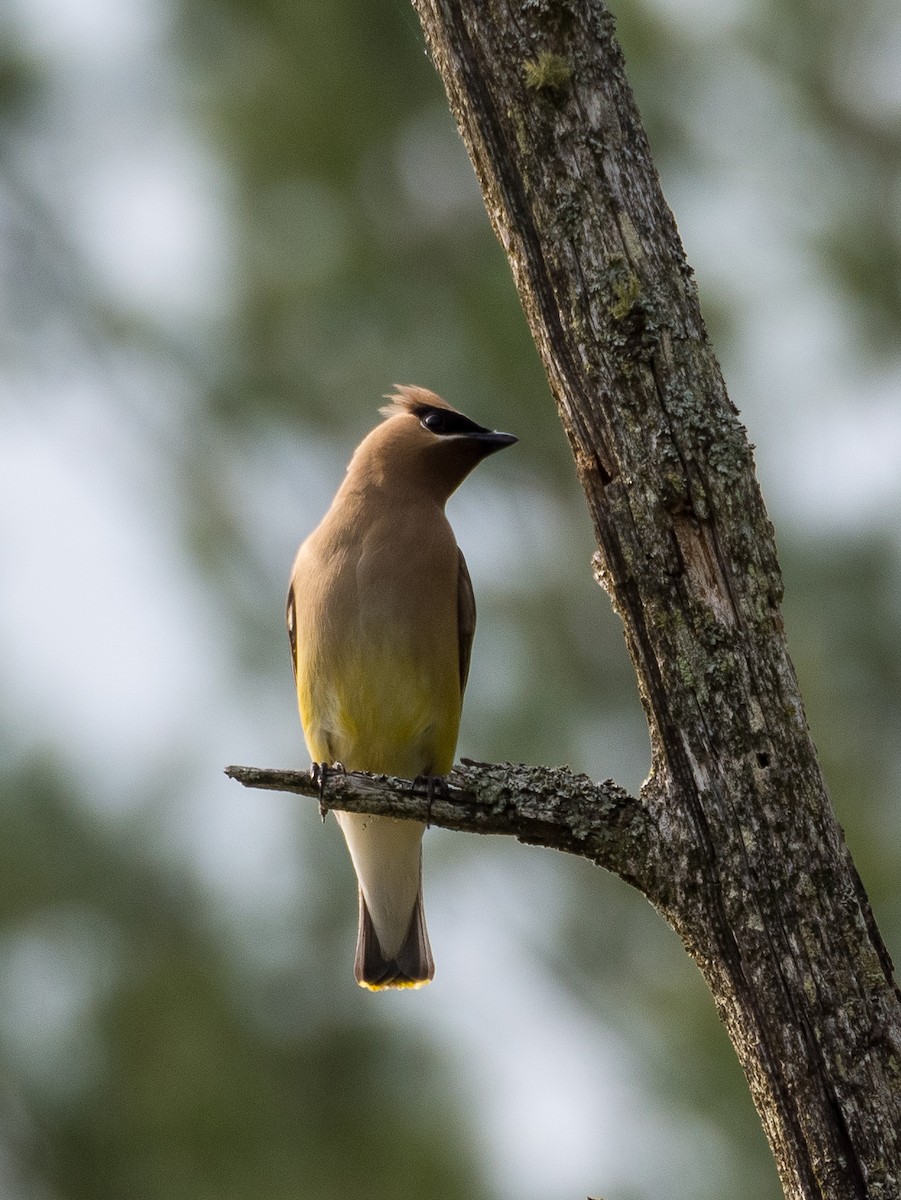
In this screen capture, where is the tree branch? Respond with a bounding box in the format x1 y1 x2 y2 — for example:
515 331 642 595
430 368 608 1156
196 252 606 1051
227 1 901 1195
225 761 656 893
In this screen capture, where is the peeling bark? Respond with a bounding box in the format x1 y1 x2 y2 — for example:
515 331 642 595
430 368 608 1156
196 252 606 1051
228 1 901 1196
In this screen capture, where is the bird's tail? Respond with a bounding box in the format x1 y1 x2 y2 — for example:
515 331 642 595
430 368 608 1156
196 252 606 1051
354 887 434 990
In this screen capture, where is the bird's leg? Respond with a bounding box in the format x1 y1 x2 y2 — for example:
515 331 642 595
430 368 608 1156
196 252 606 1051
310 762 328 821
311 761 346 822
411 774 450 828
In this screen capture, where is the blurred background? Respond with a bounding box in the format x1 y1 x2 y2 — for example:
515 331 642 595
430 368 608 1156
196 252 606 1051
1 0 899 1196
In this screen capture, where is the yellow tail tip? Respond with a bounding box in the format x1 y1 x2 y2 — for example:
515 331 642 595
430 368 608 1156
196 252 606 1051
358 976 432 992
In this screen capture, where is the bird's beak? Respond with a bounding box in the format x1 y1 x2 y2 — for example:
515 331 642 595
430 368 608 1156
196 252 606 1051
467 430 518 455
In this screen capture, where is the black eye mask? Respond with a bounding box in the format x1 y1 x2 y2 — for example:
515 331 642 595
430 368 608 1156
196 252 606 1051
418 407 489 436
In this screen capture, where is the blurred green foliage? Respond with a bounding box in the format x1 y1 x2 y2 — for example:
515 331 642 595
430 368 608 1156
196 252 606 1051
1 0 899 1198
0 763 483 1200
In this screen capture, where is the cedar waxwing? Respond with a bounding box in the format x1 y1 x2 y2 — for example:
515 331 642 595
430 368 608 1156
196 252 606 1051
287 386 517 989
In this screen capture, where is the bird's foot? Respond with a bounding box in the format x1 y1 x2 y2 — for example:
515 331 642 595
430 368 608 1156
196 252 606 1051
311 761 345 821
411 774 450 827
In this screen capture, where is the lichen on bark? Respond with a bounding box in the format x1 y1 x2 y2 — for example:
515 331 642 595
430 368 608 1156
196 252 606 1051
408 3 901 1198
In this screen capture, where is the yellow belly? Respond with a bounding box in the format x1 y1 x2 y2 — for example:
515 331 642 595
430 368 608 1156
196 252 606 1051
298 644 460 778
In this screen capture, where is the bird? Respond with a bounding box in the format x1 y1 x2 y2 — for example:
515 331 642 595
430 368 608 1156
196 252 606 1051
287 385 517 989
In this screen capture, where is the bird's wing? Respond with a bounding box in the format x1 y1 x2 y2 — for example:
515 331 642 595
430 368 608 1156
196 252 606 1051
286 582 298 683
457 548 476 697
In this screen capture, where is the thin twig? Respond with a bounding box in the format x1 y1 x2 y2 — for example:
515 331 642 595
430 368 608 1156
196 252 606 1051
225 759 655 891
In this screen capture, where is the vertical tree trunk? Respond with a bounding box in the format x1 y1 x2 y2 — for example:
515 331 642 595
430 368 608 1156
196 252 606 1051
410 2 901 1196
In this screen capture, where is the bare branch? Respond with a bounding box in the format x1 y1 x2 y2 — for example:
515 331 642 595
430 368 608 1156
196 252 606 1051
226 2 901 1194
225 760 655 892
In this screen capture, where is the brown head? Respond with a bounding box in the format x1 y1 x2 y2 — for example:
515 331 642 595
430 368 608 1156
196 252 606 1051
345 385 517 504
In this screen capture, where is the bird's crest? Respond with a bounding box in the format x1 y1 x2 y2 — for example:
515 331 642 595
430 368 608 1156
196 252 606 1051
380 385 454 420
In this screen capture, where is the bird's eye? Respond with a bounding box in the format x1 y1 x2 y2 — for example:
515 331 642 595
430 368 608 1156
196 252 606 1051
421 410 449 434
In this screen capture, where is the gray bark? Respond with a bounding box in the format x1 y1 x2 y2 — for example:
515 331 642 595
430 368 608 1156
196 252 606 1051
408 2 901 1195
225 761 651 884
230 1 901 1196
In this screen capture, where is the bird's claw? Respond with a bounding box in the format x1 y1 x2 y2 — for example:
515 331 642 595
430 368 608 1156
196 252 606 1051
311 761 346 821
411 774 450 828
